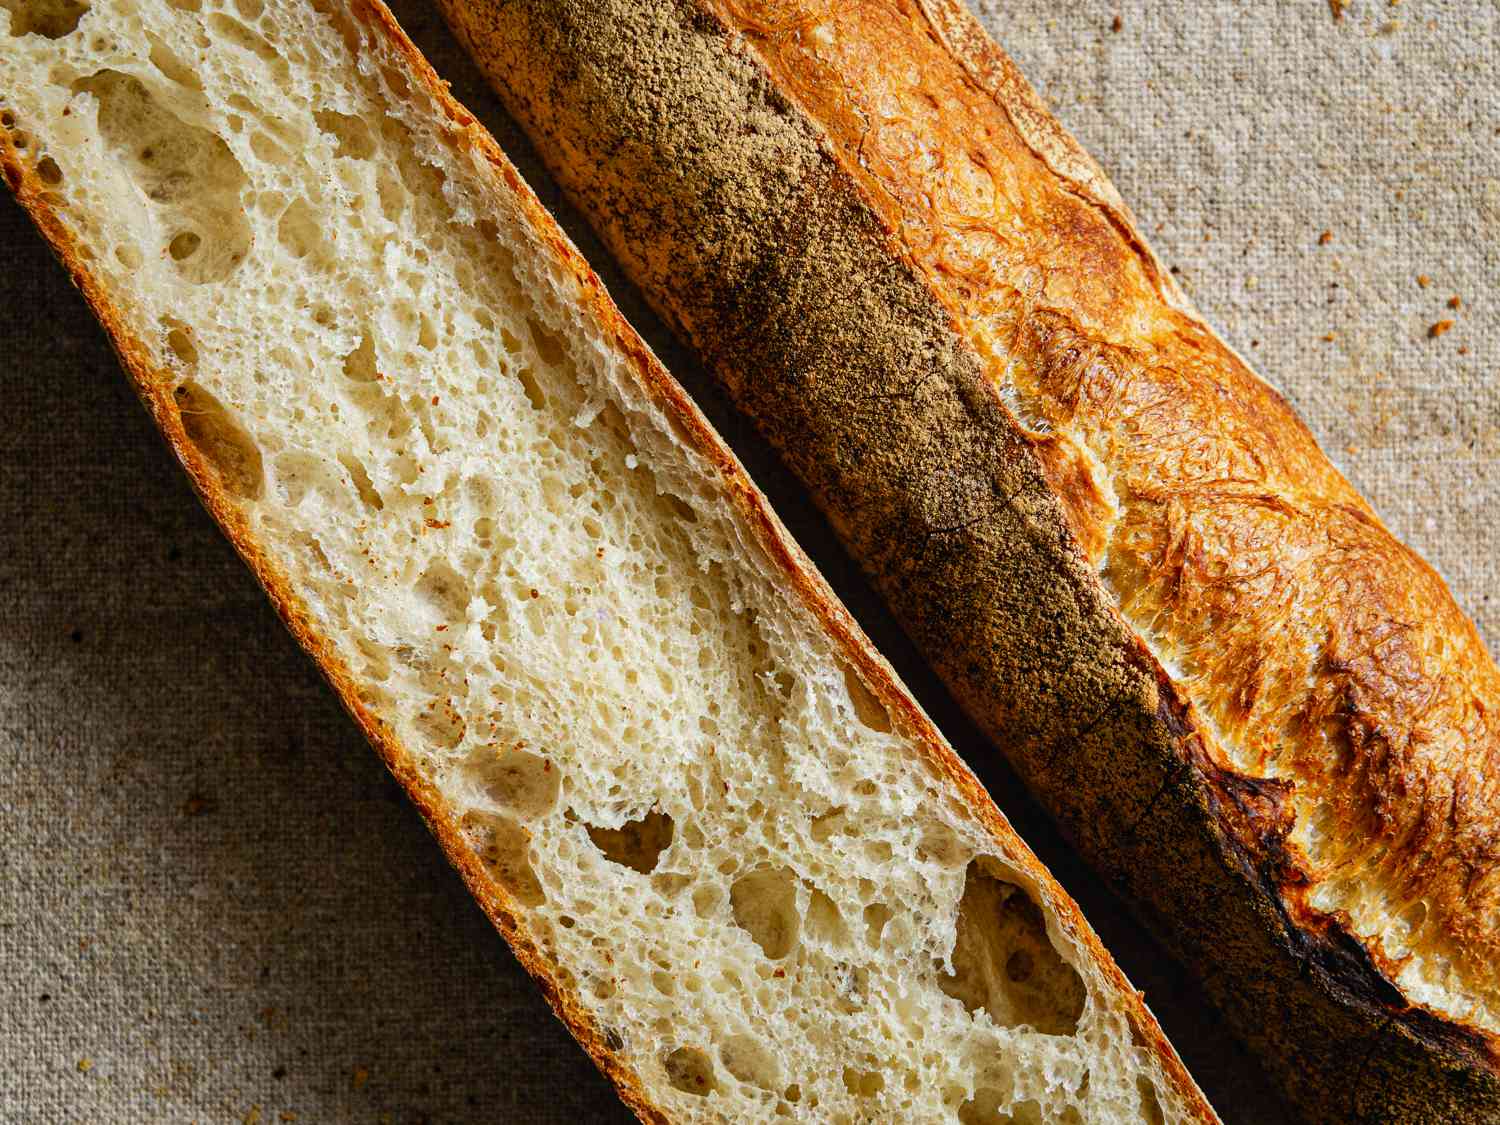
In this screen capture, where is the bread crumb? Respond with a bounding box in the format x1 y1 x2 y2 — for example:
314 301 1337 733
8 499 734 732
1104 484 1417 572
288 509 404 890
76 1058 93 1073
1322 332 1337 342
1458 345 1470 355
183 795 214 816
1429 319 1455 338
1110 13 1122 32
1328 0 1345 19
1318 230 1333 245
1417 274 1432 287
353 1066 370 1089
243 1107 261 1125
280 1114 297 1122
1447 295 1461 309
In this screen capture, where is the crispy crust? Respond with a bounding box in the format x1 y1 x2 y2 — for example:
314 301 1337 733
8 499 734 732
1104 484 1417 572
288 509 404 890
433 0 1500 1120
0 1 1214 1121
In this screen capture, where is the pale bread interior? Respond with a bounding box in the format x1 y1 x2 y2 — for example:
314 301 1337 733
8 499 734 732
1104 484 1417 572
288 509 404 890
0 0 1197 1119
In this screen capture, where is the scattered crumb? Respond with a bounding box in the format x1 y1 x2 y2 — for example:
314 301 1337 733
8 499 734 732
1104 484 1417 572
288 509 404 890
1417 274 1432 287
1458 345 1470 355
1328 0 1345 20
1346 444 1360 455
76 1058 93 1073
1447 295 1461 309
243 1107 261 1125
353 1066 370 1090
1318 230 1333 245
1322 332 1337 342
1429 319 1455 338
1378 19 1401 33
1111 13 1122 32
182 795 214 816
280 1114 297 1122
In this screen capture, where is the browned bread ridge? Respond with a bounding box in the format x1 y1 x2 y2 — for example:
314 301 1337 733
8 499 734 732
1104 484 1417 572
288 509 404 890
0 0 1220 1119
435 0 1500 1120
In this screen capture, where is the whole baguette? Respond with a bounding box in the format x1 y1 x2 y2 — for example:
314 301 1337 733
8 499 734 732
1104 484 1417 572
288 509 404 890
436 0 1500 1120
0 0 1218 1120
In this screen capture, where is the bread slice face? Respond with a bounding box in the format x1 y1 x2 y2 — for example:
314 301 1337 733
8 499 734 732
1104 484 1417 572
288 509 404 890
0 0 1217 1121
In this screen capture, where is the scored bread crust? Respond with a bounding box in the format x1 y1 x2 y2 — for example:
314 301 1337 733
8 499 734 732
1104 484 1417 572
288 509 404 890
0 1 1218 1120
434 0 1500 1120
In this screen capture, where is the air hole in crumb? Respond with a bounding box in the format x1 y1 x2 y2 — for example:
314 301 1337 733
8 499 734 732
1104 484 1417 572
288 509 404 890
842 1067 884 1098
342 331 377 382
863 902 893 947
277 198 322 260
938 862 1085 1036
75 71 250 284
415 560 469 621
174 380 263 500
313 109 375 159
810 807 847 843
1 0 89 38
146 33 202 89
730 867 799 960
805 887 849 947
958 1089 1021 1125
1138 1076 1166 1125
719 1035 780 1091
207 13 278 62
169 230 201 260
161 318 197 366
36 155 62 184
338 451 381 510
664 494 698 523
459 811 543 906
527 316 566 367
586 808 673 875
517 369 546 411
663 1046 716 1097
468 748 559 820
842 663 892 732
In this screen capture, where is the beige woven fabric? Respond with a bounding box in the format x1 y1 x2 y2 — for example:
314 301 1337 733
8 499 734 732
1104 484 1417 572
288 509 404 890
1 2 1492 1121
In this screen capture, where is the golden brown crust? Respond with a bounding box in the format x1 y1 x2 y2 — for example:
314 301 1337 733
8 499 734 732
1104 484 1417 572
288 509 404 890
434 0 1500 1119
1 1 1212 1120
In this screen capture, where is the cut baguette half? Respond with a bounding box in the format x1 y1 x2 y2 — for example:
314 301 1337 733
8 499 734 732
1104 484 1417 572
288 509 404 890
0 1 1216 1120
432 1 1500 1120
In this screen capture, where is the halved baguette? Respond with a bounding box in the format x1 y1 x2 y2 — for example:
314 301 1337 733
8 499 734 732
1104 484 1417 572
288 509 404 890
0 0 1218 1120
434 0 1500 1121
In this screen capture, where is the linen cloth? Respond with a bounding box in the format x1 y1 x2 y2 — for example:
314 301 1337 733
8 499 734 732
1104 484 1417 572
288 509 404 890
2 1 1493 1120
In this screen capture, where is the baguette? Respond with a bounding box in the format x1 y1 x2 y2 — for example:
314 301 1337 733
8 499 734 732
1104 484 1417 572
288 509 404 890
435 0 1500 1120
0 0 1219 1120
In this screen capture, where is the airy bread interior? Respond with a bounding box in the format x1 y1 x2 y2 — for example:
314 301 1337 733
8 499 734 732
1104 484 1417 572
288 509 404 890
0 1 1198 1119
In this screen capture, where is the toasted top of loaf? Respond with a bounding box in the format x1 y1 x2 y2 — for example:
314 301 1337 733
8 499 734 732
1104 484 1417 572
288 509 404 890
0 0 1215 1120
